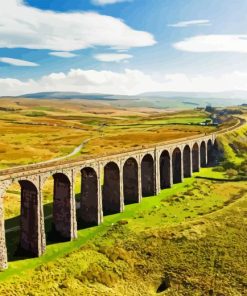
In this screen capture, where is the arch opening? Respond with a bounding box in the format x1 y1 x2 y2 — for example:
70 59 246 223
141 154 155 197
172 148 182 184
80 167 99 226
183 145 191 178
200 141 207 167
123 158 139 204
102 162 120 215
19 180 40 256
160 150 171 189
52 173 73 241
3 180 41 265
192 143 200 172
208 139 219 166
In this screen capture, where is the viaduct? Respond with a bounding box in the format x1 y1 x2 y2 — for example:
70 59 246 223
0 133 219 270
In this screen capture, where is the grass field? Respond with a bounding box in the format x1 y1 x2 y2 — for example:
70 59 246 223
0 98 215 168
0 167 246 295
1 98 216 221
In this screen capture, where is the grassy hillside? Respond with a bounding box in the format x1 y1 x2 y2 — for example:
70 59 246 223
0 117 246 295
0 170 246 295
0 98 213 169
0 105 246 295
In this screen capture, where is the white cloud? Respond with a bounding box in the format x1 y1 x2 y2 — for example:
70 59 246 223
0 0 155 51
1 68 247 96
94 53 133 62
0 57 39 67
174 35 247 53
92 0 130 5
49 52 77 58
168 20 210 28
161 71 247 92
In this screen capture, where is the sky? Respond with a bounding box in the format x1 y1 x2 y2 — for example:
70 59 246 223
1 0 247 96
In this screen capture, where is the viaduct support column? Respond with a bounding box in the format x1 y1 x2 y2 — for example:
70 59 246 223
97 165 103 224
119 164 125 213
0 188 7 270
138 161 142 203
169 152 173 187
181 149 184 183
205 142 209 166
155 149 160 195
38 176 46 256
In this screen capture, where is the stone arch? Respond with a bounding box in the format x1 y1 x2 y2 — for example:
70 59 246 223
123 158 139 204
102 162 120 215
200 141 207 167
183 145 191 178
2 179 43 265
160 150 171 189
192 142 200 172
141 154 155 197
52 173 73 240
18 180 40 256
80 167 99 226
172 148 182 184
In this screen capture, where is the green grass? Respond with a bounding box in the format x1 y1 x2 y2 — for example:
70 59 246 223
0 167 242 282
143 116 210 125
0 108 246 294
0 179 191 281
218 124 247 165
1 170 246 295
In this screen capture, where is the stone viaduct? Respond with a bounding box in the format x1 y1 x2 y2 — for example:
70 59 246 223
0 133 218 270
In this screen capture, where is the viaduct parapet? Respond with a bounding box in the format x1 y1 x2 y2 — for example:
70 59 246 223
0 133 218 270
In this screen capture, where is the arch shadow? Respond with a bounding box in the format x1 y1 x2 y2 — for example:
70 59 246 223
160 150 171 189
123 158 139 204
172 148 182 184
183 145 191 178
192 143 200 172
102 162 120 215
141 154 155 197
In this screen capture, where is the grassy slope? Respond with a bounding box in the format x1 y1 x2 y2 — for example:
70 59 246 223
0 166 246 295
0 108 246 295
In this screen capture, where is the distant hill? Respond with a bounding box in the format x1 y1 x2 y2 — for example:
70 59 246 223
1 90 247 109
17 92 118 101
139 90 247 100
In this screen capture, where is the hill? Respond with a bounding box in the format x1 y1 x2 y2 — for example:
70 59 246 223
7 91 247 109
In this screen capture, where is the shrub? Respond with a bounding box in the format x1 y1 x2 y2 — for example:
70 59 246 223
222 160 237 170
225 169 238 178
25 111 47 117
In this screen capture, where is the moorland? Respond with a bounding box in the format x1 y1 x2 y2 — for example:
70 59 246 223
0 97 246 295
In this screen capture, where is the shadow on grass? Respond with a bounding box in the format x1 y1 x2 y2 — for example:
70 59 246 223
5 195 97 263
196 176 247 182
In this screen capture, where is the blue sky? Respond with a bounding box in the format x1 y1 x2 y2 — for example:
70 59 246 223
0 0 247 96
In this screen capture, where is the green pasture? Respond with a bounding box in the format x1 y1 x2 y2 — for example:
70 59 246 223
0 166 242 282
